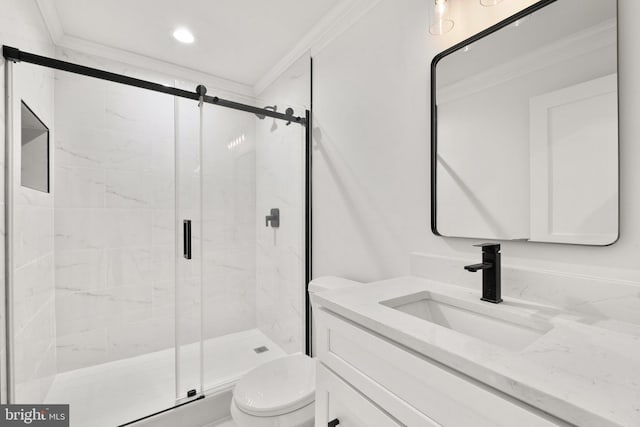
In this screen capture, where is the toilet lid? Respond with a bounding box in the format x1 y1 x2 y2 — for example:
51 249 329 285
233 354 316 417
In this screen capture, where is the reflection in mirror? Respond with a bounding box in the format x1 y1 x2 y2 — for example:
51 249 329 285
433 0 618 245
21 101 50 193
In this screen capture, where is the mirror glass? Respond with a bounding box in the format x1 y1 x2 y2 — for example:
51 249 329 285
21 101 50 193
432 0 618 245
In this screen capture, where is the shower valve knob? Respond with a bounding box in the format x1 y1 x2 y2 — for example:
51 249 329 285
265 208 280 228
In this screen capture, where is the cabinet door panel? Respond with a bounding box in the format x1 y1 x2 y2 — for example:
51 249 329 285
316 364 401 427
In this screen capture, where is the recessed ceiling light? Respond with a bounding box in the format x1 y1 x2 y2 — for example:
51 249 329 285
173 28 195 44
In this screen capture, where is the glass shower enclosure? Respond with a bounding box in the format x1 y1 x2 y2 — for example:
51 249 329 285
4 49 309 427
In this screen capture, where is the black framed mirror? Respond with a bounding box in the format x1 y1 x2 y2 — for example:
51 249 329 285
431 0 618 246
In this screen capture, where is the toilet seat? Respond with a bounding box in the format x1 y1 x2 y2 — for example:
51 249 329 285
233 354 316 417
230 398 314 427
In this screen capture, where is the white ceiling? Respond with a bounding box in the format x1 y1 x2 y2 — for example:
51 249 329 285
45 0 345 86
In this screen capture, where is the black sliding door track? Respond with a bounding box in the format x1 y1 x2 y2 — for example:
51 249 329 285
118 395 205 426
2 45 307 126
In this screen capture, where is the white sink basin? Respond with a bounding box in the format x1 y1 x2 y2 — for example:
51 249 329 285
380 291 551 352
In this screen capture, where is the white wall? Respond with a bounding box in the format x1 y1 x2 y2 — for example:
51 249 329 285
312 0 640 289
0 0 56 403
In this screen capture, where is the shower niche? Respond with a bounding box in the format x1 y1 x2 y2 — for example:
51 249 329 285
20 101 49 193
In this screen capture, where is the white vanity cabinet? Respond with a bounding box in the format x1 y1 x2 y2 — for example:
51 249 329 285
314 307 570 427
316 363 404 427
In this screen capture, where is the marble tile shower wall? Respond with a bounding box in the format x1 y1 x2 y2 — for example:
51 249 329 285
13 63 56 404
173 98 258 349
53 70 176 372
255 120 305 354
255 55 310 354
1 0 57 402
201 106 257 341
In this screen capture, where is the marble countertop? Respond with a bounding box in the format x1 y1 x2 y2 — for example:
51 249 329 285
311 276 640 427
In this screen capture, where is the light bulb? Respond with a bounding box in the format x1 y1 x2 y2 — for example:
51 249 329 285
429 0 454 35
173 28 195 44
480 0 503 6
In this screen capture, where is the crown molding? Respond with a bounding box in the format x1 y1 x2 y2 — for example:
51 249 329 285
34 0 253 98
253 0 383 95
55 34 254 97
35 0 64 44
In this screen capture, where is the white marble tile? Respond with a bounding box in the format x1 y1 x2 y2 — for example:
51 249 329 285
152 169 175 209
152 209 175 246
55 125 108 168
8 51 57 406
55 248 106 292
104 83 173 136
14 205 54 268
54 165 105 208
107 317 174 361
196 109 259 345
151 245 175 284
105 246 153 287
151 135 174 172
104 209 152 248
103 130 151 171
55 71 106 132
15 343 56 404
53 67 174 373
13 253 54 333
14 298 56 386
55 286 152 337
15 184 53 208
254 82 306 354
55 208 107 251
152 279 175 320
105 169 153 208
56 329 108 373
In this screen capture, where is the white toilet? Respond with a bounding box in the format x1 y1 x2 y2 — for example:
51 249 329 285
230 277 363 427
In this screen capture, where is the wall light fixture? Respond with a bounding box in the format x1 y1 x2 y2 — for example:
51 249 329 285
429 0 454 35
480 0 504 6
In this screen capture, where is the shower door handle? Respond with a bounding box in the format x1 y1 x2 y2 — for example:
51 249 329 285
183 220 192 260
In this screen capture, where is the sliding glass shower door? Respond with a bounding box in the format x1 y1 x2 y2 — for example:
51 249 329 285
175 95 204 400
200 103 264 392
175 94 308 396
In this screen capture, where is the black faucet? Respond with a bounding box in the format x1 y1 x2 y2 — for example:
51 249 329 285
464 243 502 304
